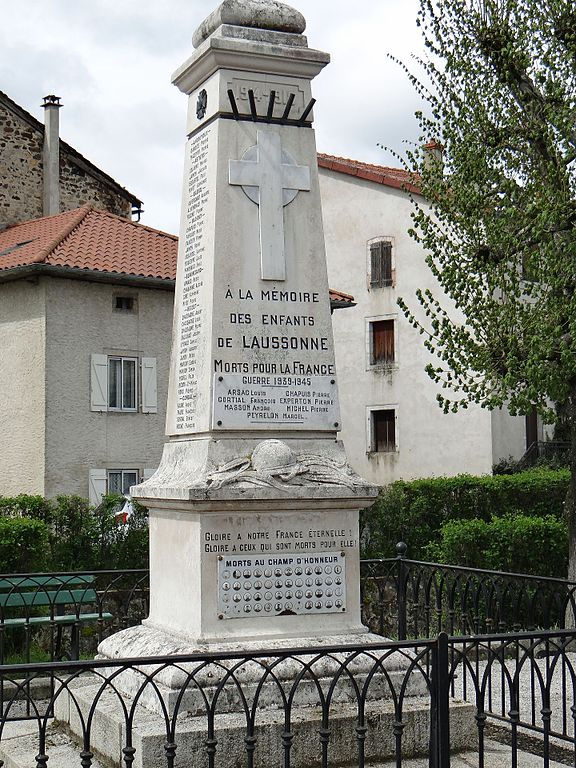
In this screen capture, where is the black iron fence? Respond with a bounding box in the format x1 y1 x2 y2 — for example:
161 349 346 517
2 548 576 666
1 630 576 767
361 543 576 639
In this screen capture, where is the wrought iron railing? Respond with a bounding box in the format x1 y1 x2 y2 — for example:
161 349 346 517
360 543 576 639
1 630 576 766
2 548 576 665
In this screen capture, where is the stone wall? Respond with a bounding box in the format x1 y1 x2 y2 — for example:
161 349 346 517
0 98 134 226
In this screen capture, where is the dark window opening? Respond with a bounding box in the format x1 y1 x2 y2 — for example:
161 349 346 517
115 296 135 312
371 319 395 364
372 409 396 452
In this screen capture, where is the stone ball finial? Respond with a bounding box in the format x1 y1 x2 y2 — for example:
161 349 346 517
192 0 306 48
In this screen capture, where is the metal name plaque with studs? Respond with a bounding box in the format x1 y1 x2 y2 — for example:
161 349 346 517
217 553 346 618
212 374 340 430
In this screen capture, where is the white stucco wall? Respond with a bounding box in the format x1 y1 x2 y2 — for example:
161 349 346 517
0 280 46 495
44 277 173 499
320 168 520 485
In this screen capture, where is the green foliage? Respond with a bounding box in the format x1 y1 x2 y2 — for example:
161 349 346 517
0 495 53 523
49 496 100 571
395 0 576 422
93 494 149 570
0 517 49 573
0 494 148 573
426 514 568 577
360 468 569 559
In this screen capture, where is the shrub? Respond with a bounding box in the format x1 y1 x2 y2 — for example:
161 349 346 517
50 496 100 571
0 517 49 573
0 495 53 523
360 469 569 559
426 514 568 577
0 493 149 573
93 494 149 570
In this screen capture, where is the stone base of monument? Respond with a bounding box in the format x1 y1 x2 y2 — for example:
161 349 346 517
55 687 474 768
51 626 476 768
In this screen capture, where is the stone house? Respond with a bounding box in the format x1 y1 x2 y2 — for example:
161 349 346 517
318 153 536 485
0 91 141 227
0 205 176 503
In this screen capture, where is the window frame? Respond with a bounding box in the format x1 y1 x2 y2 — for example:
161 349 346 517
107 469 139 496
108 356 138 412
113 295 137 313
91 354 157 414
366 406 398 454
367 237 394 290
367 316 397 367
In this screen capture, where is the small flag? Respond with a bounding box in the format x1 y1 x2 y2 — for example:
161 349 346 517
115 495 134 525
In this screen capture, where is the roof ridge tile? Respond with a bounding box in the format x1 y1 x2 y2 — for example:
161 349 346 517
32 205 93 264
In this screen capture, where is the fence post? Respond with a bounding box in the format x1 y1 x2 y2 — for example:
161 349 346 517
396 542 408 641
430 632 450 768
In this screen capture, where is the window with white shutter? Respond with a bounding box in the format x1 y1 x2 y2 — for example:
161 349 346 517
90 354 157 413
88 469 107 505
90 354 109 411
141 358 158 413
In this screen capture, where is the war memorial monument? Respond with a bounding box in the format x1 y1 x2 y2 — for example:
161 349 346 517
54 2 473 764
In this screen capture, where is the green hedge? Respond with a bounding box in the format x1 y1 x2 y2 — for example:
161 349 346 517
360 469 569 560
0 517 50 573
424 514 568 578
0 494 148 573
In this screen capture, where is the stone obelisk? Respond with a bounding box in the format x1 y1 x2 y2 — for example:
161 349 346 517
56 6 451 764
107 0 378 653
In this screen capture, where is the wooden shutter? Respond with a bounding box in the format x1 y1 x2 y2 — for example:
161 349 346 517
370 242 383 287
90 354 108 411
372 320 395 364
370 241 393 288
88 469 107 506
381 242 393 286
141 357 158 413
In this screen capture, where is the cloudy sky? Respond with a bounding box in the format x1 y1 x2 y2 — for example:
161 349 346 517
2 0 425 234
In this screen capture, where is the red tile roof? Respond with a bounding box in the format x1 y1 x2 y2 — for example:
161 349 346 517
0 205 353 304
0 205 176 279
328 288 355 305
317 153 421 195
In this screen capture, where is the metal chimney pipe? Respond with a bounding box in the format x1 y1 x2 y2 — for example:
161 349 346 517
41 95 63 216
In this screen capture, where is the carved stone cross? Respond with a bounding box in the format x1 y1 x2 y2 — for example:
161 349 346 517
229 130 310 281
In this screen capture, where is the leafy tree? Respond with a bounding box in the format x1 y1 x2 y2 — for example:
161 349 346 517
395 0 576 573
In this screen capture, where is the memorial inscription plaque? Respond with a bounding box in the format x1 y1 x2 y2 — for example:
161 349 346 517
218 552 346 618
174 126 212 433
213 374 339 429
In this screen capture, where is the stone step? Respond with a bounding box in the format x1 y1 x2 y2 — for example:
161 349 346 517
0 719 109 768
0 724 569 768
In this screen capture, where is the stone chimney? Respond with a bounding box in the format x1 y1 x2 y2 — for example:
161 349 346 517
41 95 63 216
423 138 444 177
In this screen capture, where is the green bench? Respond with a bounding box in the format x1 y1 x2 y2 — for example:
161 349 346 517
0 574 113 660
